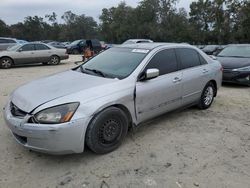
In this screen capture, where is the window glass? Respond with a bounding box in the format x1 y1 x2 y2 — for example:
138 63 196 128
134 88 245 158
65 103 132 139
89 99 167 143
35 44 50 50
21 44 35 51
0 39 15 43
176 48 201 69
145 49 178 75
81 48 148 79
199 55 208 65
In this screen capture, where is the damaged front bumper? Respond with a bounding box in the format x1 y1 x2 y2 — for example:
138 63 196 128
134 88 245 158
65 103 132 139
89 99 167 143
3 101 88 154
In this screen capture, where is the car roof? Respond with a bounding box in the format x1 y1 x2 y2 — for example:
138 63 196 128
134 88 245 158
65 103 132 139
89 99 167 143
227 44 250 47
117 42 192 50
0 37 17 40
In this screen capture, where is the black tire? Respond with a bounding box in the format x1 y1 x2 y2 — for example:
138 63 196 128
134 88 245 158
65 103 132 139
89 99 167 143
198 82 216 109
86 107 129 154
49 55 60 65
0 57 13 69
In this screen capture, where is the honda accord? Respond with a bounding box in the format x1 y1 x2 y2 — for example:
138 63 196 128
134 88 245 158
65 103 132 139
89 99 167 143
3 43 222 154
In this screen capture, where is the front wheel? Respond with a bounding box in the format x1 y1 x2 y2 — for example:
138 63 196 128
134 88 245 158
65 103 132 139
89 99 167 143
198 82 216 109
49 55 60 65
0 57 13 69
86 107 129 154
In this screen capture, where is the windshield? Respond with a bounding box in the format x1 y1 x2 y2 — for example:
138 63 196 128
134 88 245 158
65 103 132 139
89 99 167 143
7 44 22 51
70 40 82 46
218 46 250 58
80 48 149 79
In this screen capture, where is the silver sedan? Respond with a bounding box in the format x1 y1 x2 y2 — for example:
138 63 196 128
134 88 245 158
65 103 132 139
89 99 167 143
0 42 69 68
3 43 222 154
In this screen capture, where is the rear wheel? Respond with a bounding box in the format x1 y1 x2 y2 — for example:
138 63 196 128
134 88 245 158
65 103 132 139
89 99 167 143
49 55 60 65
198 82 216 109
86 107 128 154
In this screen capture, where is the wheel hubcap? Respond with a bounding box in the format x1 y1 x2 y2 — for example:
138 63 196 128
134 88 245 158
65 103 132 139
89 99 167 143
2 59 11 68
204 86 214 105
99 119 121 144
51 57 58 64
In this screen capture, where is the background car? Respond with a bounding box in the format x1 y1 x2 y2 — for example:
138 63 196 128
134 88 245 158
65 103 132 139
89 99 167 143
216 44 250 86
0 37 28 51
48 41 66 49
0 42 69 68
202 45 220 55
122 39 153 45
66 39 103 54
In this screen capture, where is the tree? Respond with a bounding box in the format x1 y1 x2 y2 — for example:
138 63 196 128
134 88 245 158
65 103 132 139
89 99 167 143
0 19 10 37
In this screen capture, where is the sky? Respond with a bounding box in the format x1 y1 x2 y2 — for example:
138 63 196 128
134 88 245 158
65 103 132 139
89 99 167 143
0 0 196 25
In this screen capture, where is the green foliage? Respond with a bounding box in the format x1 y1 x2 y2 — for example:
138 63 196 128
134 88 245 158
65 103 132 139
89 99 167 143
0 0 250 44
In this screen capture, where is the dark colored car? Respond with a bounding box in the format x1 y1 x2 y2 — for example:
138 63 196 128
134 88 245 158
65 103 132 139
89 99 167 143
216 44 250 86
66 39 103 54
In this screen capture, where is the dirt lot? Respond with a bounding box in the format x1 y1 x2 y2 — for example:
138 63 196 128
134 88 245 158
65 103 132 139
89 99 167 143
0 55 250 188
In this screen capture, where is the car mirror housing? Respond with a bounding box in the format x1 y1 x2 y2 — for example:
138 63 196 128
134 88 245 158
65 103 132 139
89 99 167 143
139 68 160 81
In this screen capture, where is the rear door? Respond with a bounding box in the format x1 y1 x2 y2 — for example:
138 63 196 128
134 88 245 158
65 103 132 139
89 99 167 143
136 49 183 123
176 48 210 105
34 44 52 62
14 44 36 64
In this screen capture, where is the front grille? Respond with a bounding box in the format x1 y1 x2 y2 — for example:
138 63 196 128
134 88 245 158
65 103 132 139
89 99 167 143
10 102 27 118
13 133 27 144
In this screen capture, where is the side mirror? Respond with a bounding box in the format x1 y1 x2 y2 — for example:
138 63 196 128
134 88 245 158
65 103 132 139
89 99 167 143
139 68 159 81
17 48 23 52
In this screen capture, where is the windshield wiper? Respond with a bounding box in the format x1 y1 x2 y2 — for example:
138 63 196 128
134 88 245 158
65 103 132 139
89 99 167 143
85 68 106 77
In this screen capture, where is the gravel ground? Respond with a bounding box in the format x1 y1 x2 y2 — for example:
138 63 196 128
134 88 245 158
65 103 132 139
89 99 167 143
0 55 250 188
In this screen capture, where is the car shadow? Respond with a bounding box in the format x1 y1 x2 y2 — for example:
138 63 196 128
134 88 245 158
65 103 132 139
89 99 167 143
222 82 250 89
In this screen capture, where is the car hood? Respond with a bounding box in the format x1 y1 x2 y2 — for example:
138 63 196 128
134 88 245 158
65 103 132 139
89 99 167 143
216 56 250 69
11 70 118 113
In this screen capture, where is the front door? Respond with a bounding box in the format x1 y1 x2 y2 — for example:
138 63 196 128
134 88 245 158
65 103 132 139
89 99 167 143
136 49 183 123
14 44 36 64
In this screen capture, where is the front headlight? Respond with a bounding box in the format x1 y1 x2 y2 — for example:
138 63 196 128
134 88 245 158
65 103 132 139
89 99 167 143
233 66 250 72
33 103 79 124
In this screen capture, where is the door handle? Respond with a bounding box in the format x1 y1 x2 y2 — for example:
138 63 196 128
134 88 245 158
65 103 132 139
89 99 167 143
173 77 182 83
203 69 209 73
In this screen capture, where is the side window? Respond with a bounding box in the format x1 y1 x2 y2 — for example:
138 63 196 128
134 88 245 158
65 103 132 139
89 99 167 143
35 44 50 50
199 55 208 65
21 44 35 51
79 41 85 46
0 39 15 43
5 39 16 43
92 40 100 47
145 49 178 76
176 48 201 69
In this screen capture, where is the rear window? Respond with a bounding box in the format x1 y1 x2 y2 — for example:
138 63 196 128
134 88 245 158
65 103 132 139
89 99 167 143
35 44 50 50
176 48 201 69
